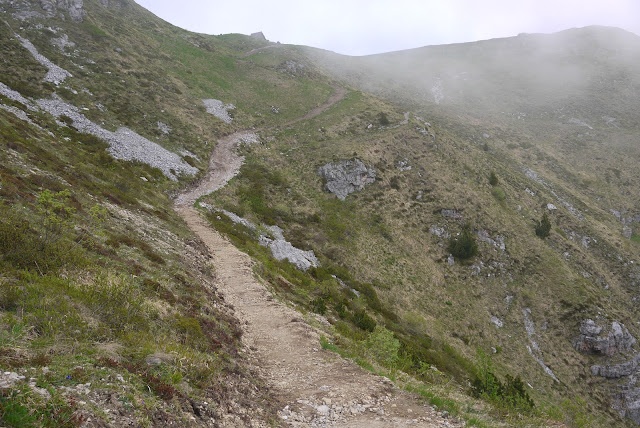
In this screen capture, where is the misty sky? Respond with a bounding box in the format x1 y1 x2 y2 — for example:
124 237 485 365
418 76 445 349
134 0 640 56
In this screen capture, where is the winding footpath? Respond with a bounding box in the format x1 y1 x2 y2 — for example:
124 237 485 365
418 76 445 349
174 87 463 427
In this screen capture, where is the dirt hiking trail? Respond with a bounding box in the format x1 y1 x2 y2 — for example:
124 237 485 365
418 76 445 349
175 87 463 427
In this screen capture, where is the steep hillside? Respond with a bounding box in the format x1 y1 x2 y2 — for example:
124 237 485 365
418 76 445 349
1 0 640 427
206 25 640 427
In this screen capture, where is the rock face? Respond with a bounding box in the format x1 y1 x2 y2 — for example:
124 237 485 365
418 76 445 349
574 319 636 356
581 319 640 425
318 159 376 200
40 0 85 22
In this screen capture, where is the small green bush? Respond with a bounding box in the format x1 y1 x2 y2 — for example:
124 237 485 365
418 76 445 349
352 309 376 332
389 176 400 190
472 350 535 413
448 224 478 260
367 326 400 367
535 213 551 238
377 112 390 126
489 171 498 186
311 296 327 315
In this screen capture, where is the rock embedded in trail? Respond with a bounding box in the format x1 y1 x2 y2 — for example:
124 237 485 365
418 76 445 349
318 158 376 200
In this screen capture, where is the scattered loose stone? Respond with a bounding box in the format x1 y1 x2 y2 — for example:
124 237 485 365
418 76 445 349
0 372 26 391
490 316 504 328
203 99 235 123
0 82 38 110
0 104 40 128
37 96 197 180
157 121 171 135
16 35 72 85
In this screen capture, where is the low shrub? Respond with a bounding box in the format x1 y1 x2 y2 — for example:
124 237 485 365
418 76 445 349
352 309 376 332
471 350 535 413
535 213 551 238
448 224 478 260
489 171 498 186
367 326 400 367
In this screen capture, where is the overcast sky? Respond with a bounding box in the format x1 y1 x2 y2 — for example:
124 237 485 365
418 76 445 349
134 0 640 56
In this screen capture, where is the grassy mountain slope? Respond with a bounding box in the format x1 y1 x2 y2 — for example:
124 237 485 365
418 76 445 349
206 25 640 427
1 0 640 426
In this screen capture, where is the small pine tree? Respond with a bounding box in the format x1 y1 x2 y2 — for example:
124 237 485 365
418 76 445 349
489 171 498 186
448 224 478 260
377 112 390 126
535 212 551 238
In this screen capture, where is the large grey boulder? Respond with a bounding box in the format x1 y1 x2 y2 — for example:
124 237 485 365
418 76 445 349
318 158 376 200
575 319 636 356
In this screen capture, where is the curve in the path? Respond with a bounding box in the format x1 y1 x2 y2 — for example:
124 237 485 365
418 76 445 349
175 86 347 208
174 87 462 427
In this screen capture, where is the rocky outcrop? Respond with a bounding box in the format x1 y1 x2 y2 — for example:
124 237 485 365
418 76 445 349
259 226 319 271
523 308 559 382
202 205 319 271
582 320 640 425
318 159 376 200
591 354 640 379
429 225 450 239
575 319 636 356
250 31 266 40
477 230 505 251
611 210 640 239
278 60 306 77
40 0 85 22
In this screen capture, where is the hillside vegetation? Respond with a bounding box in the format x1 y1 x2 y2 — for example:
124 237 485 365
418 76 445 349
1 0 640 427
